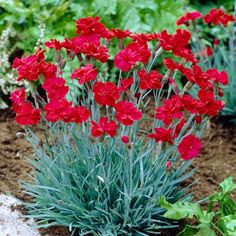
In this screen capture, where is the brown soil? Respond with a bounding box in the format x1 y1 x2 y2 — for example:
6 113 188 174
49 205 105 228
0 109 236 235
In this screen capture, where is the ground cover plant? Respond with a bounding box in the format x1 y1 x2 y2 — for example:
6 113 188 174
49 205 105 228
160 176 236 236
9 15 227 235
175 7 236 121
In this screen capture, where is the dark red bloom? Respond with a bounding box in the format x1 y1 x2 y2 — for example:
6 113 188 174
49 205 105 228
71 64 97 84
42 77 68 100
137 69 162 90
214 38 220 45
109 28 132 39
163 58 184 71
44 99 90 123
92 82 120 106
176 11 202 25
114 101 142 126
15 102 40 125
155 96 183 126
148 127 174 145
130 32 158 43
204 8 235 26
157 29 196 63
80 43 110 63
178 134 202 160
181 95 205 114
10 87 26 105
198 90 224 116
118 77 134 92
174 119 186 138
114 48 139 71
205 68 228 85
114 42 150 71
121 135 129 144
12 49 57 81
45 39 63 50
183 65 212 89
75 16 108 38
44 99 72 122
91 117 117 137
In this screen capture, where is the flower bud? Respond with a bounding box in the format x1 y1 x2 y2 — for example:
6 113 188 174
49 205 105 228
165 160 172 170
59 58 66 69
121 135 129 144
214 38 219 45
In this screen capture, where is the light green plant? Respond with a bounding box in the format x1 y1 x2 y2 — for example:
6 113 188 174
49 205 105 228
160 176 236 236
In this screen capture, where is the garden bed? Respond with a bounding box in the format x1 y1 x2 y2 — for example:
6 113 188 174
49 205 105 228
0 109 235 235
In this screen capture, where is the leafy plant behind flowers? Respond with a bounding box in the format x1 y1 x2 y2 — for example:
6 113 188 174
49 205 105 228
175 7 236 122
10 16 226 235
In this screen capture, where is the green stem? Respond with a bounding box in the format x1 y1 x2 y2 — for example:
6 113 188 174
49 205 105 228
212 223 225 236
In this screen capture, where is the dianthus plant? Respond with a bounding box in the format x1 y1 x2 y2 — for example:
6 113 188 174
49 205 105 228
175 8 236 121
10 16 226 235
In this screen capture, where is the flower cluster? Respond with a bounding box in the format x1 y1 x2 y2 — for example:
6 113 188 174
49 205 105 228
176 8 235 27
10 16 227 162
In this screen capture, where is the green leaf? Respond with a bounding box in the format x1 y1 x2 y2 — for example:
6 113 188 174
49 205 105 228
218 214 236 236
178 225 199 236
178 224 216 236
159 197 214 223
219 176 236 195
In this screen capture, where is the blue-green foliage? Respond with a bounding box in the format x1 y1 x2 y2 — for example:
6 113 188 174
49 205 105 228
22 121 195 235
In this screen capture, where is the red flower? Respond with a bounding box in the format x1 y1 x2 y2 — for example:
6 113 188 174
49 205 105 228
126 42 151 64
198 90 224 116
91 117 117 137
181 95 205 114
45 39 62 50
178 134 202 160
121 135 129 144
114 42 150 71
130 33 158 43
75 16 108 38
198 47 212 58
183 65 212 89
214 38 220 45
118 77 134 92
10 87 26 105
109 28 132 39
148 127 173 145
92 82 120 106
44 99 72 122
114 48 140 71
155 96 183 126
163 58 184 71
176 11 202 26
204 8 235 26
42 77 68 100
80 43 110 63
15 102 40 125
71 64 97 84
174 119 186 138
137 69 162 90
44 99 90 123
157 29 196 63
12 49 57 81
65 106 90 124
205 69 228 85
114 101 142 126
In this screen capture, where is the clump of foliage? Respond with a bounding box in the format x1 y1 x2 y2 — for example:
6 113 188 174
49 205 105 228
160 176 236 236
10 15 226 235
175 6 236 122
